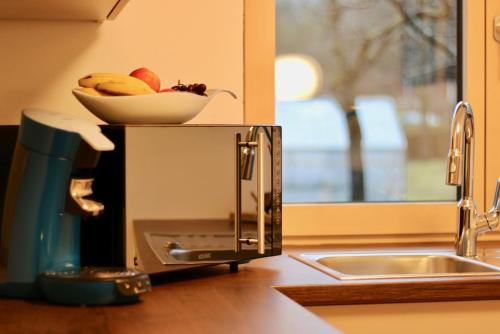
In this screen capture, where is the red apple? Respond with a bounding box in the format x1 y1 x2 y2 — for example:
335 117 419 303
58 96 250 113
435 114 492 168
129 67 161 92
159 88 176 93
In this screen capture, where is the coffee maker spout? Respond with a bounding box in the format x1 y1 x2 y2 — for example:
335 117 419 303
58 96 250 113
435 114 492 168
66 178 104 217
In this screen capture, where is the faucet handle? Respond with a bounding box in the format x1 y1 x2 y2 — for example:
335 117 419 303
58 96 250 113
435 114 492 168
491 178 500 214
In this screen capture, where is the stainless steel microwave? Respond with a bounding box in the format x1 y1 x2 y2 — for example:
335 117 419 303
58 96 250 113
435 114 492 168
0 125 282 274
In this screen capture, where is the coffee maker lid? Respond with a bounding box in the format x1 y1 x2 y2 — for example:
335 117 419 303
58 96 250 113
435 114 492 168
22 109 114 152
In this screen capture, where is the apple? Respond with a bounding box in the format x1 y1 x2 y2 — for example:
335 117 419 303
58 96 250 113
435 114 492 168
129 67 161 92
159 88 176 93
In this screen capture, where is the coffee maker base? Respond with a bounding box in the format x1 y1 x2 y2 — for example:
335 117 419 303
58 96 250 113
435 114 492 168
38 267 151 305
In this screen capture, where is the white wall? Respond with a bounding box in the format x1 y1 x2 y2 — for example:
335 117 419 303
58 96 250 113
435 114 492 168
0 0 243 124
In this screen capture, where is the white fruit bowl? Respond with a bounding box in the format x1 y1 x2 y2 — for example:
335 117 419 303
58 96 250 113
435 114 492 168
72 88 237 124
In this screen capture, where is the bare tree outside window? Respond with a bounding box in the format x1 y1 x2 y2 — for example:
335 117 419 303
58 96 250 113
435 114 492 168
276 0 458 202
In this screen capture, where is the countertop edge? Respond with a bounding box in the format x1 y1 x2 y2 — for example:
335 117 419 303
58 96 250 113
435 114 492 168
275 278 500 306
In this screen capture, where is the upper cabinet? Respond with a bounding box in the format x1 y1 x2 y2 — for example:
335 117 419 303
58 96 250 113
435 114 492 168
0 0 129 22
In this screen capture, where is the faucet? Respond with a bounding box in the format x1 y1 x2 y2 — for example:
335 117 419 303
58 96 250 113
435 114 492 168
446 101 500 257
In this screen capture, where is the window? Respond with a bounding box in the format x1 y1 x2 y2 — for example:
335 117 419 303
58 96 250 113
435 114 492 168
244 0 488 242
276 0 459 203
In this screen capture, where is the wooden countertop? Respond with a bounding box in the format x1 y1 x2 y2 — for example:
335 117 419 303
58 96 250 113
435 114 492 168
4 243 500 334
0 250 339 334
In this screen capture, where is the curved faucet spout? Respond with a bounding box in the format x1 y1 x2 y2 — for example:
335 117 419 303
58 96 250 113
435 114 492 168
446 101 474 198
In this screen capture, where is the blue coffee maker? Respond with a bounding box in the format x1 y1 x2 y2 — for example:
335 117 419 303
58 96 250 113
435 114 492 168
0 109 150 304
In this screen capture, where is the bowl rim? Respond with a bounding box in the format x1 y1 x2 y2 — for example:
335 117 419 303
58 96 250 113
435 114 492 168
72 88 211 99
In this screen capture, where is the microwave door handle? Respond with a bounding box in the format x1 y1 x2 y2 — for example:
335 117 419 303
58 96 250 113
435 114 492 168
256 132 265 254
234 132 266 255
234 133 242 252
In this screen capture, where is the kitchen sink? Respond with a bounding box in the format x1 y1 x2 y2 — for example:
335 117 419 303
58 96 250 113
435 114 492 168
291 252 500 280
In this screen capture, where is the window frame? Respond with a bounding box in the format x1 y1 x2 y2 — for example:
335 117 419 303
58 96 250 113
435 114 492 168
244 0 495 244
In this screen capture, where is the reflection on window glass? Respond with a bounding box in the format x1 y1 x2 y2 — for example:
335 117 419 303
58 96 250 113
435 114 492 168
276 0 458 203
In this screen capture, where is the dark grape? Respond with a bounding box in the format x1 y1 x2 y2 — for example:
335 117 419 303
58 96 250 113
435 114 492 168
171 80 207 96
194 83 206 95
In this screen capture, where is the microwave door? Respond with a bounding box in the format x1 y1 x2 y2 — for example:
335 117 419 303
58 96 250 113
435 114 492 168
130 126 272 269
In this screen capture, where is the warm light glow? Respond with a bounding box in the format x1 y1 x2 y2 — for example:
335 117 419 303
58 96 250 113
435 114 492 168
275 54 322 101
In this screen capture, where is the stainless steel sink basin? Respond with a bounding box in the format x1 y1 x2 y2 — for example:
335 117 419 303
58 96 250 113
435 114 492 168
292 252 500 280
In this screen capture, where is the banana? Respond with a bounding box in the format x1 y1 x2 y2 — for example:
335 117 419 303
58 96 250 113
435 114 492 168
78 72 155 96
79 73 133 88
95 81 155 96
74 87 111 96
